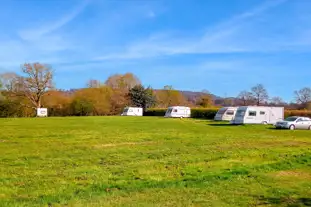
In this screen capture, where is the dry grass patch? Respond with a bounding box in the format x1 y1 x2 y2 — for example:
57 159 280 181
93 141 158 148
273 170 311 180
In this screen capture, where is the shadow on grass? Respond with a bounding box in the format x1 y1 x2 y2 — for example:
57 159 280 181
257 196 311 206
207 124 243 127
267 127 289 130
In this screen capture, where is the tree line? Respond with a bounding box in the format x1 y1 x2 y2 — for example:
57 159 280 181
0 62 310 117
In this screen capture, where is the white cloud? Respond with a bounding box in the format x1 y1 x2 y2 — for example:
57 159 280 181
18 0 90 41
93 0 295 60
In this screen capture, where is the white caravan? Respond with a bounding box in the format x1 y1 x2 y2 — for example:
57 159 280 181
231 106 284 125
214 107 238 121
164 106 191 118
121 107 143 116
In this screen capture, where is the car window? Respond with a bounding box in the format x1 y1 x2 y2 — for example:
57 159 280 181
296 118 303 122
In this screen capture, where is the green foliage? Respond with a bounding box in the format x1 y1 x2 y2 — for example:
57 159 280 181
70 98 94 116
128 85 156 110
190 108 220 119
1 117 311 206
144 108 167 116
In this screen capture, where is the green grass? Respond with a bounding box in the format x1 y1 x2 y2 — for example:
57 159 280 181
1 116 311 207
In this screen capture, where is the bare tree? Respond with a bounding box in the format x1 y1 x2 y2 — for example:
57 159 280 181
237 90 254 106
0 72 20 91
251 84 269 106
294 87 311 106
164 85 174 90
87 79 101 88
270 96 284 106
18 63 54 108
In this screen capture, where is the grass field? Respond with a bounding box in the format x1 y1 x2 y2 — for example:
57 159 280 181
1 117 311 207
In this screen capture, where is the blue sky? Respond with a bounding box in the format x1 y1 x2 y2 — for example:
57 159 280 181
0 0 311 101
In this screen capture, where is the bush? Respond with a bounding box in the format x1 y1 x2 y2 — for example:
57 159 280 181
144 108 166 116
285 110 311 118
190 108 219 119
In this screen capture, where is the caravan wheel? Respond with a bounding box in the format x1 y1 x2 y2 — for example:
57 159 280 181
308 126 311 130
262 121 268 125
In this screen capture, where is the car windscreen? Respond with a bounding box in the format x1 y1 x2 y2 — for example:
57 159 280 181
284 117 298 121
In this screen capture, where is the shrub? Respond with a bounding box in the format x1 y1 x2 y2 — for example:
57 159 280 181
190 108 219 119
285 110 311 118
144 108 166 116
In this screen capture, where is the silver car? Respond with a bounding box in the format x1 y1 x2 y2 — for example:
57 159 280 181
275 116 311 130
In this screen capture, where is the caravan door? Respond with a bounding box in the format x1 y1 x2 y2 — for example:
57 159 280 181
258 110 268 123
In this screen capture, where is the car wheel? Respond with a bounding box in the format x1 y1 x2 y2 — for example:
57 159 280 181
289 125 295 130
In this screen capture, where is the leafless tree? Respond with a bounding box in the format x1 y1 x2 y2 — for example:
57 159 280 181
17 63 54 108
0 72 20 91
237 90 254 106
87 79 101 88
270 96 284 106
294 87 311 106
251 84 269 106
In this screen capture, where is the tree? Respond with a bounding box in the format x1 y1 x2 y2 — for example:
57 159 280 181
0 72 20 91
164 85 174 90
87 79 101 88
270 96 284 106
128 85 156 111
237 90 254 106
294 87 311 108
197 90 214 107
1 63 54 109
19 63 54 108
251 84 269 106
105 73 141 91
156 86 187 107
72 87 113 116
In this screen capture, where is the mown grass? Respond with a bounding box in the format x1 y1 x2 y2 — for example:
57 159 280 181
1 116 311 207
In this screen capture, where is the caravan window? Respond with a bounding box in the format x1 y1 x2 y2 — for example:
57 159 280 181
249 111 257 116
217 108 227 114
236 109 245 116
173 109 178 112
260 111 265 115
129 109 133 112
226 110 234 115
